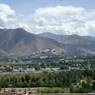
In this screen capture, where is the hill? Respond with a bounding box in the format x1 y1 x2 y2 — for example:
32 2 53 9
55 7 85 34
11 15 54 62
0 28 63 57
0 29 95 57
38 32 95 56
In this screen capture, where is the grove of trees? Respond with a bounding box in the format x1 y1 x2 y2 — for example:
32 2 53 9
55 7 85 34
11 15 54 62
0 69 95 92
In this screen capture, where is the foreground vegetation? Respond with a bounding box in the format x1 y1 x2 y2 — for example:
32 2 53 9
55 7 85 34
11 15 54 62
0 69 95 93
0 56 95 93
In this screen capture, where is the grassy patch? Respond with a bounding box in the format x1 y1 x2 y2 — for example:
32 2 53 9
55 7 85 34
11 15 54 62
37 87 70 93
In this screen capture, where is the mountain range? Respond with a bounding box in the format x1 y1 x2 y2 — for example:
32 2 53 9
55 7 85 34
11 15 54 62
0 28 63 57
0 28 95 57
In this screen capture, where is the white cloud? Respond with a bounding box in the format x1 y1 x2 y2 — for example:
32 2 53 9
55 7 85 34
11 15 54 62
0 4 95 36
0 4 16 28
30 6 95 36
0 4 15 21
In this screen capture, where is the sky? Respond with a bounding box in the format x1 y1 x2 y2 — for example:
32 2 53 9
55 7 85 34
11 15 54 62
0 0 95 36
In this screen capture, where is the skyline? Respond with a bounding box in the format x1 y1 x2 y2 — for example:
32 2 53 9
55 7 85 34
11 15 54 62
0 0 95 36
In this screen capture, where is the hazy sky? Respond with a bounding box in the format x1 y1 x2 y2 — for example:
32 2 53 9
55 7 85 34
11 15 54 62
0 0 95 36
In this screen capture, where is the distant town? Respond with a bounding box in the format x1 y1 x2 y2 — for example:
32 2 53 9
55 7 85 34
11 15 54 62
0 48 94 74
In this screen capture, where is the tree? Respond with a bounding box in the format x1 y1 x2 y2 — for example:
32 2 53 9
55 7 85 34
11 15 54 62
92 81 95 89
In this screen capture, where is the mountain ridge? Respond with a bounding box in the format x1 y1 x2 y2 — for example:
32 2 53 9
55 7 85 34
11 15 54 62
0 28 63 57
0 28 95 57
